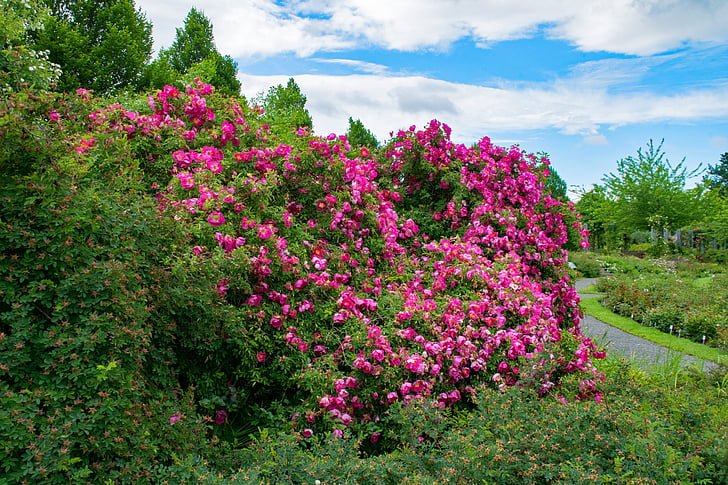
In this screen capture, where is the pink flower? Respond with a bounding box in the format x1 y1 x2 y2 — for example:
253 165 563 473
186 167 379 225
258 225 274 239
302 428 313 438
214 409 227 424
169 414 182 424
257 352 267 362
207 212 226 227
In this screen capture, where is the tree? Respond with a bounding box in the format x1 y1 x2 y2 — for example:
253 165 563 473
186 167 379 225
166 7 214 74
706 152 728 196
258 78 312 140
535 153 568 200
33 0 152 93
141 8 241 96
0 0 60 92
346 117 379 148
601 139 704 232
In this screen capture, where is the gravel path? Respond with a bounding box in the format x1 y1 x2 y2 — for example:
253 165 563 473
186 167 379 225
575 278 720 372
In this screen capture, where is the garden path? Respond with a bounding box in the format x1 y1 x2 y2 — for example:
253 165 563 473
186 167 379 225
575 278 720 372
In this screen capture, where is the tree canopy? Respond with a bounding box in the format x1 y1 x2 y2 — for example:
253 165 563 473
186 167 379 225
140 7 241 96
33 0 152 93
346 117 379 148
601 139 703 232
707 152 728 196
0 0 59 92
257 78 313 140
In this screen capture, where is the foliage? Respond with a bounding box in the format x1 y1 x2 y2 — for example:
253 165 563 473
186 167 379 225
0 0 60 93
598 271 728 349
574 185 616 249
539 154 568 200
257 77 313 141
151 361 728 485
345 117 379 149
568 251 602 278
142 8 241 97
600 139 704 233
706 151 728 196
166 7 215 74
33 0 153 93
0 90 214 483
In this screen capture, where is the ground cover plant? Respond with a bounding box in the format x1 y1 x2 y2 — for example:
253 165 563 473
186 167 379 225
150 357 728 484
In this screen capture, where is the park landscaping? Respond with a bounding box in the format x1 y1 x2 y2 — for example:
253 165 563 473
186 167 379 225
1 81 726 485
1 3 727 481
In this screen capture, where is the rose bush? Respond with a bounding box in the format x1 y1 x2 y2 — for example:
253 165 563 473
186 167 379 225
73 80 602 439
2 80 603 481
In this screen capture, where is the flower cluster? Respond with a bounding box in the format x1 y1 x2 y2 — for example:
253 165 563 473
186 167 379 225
75 81 602 438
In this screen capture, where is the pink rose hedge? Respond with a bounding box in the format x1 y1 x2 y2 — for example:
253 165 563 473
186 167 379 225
76 80 603 439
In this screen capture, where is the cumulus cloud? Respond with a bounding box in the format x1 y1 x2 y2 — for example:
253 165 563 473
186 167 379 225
238 70 728 143
137 0 728 57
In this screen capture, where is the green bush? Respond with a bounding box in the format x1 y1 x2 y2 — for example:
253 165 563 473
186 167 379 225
568 251 602 278
149 361 728 484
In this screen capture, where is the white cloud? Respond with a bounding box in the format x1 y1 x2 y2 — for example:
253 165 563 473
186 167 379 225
137 0 728 58
310 58 389 74
238 70 728 144
711 136 728 149
584 134 608 145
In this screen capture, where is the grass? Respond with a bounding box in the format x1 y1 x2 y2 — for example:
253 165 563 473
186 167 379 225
579 296 728 366
692 276 714 288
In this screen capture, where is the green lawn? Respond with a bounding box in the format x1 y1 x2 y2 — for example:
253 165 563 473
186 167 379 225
579 296 728 366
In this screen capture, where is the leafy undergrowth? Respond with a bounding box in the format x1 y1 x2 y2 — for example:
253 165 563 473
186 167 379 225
151 358 728 485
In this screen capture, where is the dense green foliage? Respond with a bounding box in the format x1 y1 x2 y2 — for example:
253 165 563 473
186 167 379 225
0 91 211 483
141 8 241 96
33 0 153 93
146 361 728 484
0 0 60 93
256 77 313 140
600 139 703 233
707 152 728 196
346 117 379 149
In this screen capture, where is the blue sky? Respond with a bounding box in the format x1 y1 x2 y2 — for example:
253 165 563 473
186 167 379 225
136 0 728 196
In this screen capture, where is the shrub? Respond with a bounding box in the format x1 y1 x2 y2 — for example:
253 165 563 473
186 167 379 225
568 251 602 278
0 91 212 483
71 82 602 440
1 82 602 481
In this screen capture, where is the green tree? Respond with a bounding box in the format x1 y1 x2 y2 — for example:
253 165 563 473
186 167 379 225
601 139 704 232
166 7 214 73
706 152 728 196
258 78 313 140
33 0 152 93
346 117 379 148
574 185 614 249
141 8 240 96
0 0 60 92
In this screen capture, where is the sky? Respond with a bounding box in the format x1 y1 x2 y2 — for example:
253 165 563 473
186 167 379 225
134 0 728 196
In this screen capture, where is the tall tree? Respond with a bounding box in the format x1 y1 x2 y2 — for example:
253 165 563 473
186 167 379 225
258 78 312 140
141 8 240 96
707 152 728 196
601 139 704 232
34 0 152 93
0 0 59 92
346 117 379 148
166 7 214 74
